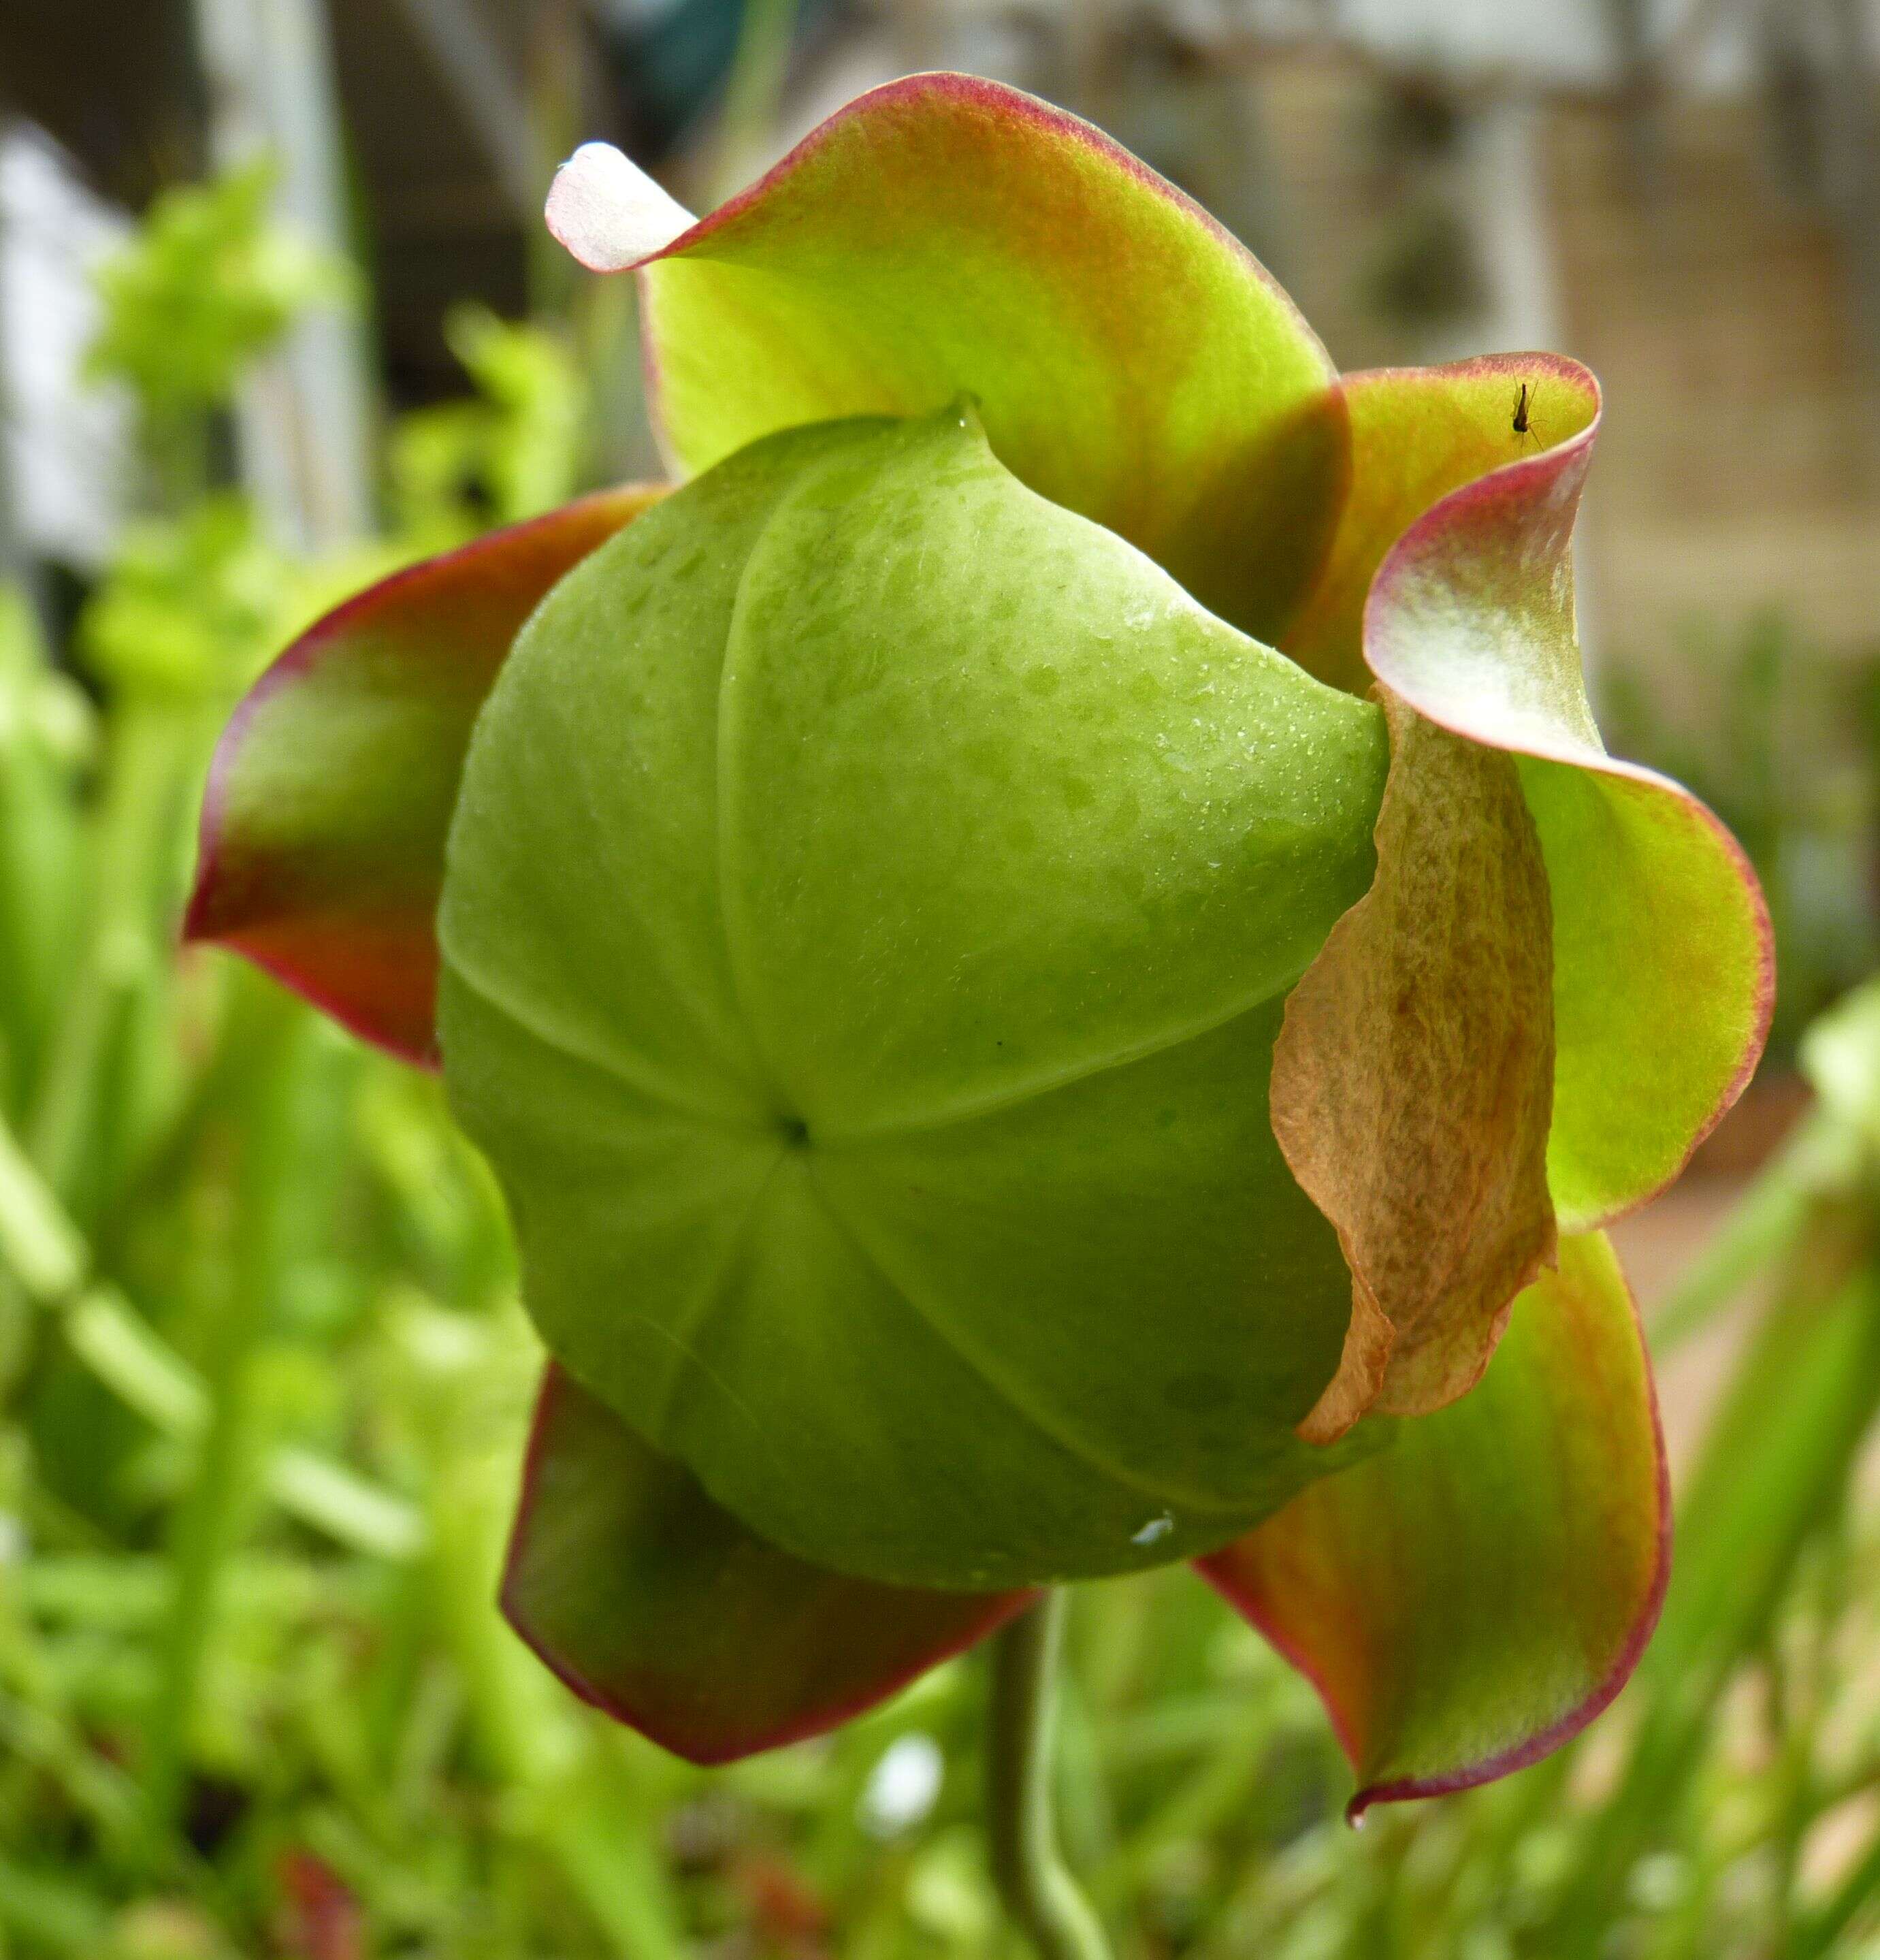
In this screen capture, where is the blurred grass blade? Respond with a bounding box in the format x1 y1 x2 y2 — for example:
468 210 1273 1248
65 1287 206 1434
1545 1254 1880 1952
1 1101 421 1558
26 703 185 1216
0 1854 110 1955
0 585 90 1113
270 1445 426 1562
1787 1827 1880 1958
1650 1108 1855 1351
0 1110 87 1300
1662 1269 1880 1677
144 1002 308 1827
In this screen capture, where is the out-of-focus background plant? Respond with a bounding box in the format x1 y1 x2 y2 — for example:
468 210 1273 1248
2 2 1879 1955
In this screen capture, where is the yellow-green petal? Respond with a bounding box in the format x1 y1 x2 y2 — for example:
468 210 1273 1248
611 74 1346 645
1278 353 1768 1352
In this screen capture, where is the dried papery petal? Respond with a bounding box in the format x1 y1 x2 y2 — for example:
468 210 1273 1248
1275 355 1767 1435
1274 694 1557 1439
1286 356 1772 1223
1350 364 1772 1225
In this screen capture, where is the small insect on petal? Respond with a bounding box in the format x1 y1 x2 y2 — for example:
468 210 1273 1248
545 142 696 272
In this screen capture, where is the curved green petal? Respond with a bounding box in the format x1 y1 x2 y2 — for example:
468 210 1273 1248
1197 1231 1668 1816
184 492 658 1060
440 408 1389 1588
1342 358 1771 1227
1272 356 1768 1411
1282 353 1597 694
506 1365 1031 1763
572 73 1346 645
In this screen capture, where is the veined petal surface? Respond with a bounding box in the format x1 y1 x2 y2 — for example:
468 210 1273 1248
1348 359 1770 1226
1274 693 1557 1439
1273 356 1768 1433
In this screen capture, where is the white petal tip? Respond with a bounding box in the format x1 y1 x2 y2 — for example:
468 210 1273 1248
545 142 696 273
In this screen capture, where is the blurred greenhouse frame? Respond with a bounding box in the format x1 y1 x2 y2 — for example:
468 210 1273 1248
3 1 1880 1955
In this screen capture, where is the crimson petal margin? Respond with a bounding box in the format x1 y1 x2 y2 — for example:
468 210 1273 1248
560 71 1350 647
185 489 660 1061
503 1365 1035 1764
1198 1232 1669 1818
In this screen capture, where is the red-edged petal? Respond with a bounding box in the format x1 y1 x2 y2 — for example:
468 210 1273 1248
1287 355 1770 1230
185 491 659 1061
1269 355 1768 1443
1199 1230 1668 1818
502 1364 1034 1764
553 74 1347 645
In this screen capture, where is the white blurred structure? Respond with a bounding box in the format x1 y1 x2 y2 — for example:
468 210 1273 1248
0 125 132 573
193 0 376 549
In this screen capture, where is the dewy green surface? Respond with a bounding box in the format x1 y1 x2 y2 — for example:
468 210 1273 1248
439 409 1390 1588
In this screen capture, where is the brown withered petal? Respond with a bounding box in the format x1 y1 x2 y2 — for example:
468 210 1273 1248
1274 692 1558 1440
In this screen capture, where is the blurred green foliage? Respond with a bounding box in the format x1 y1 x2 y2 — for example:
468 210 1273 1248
5 157 1880 1960
85 161 351 420
1605 613 1880 1064
391 306 589 536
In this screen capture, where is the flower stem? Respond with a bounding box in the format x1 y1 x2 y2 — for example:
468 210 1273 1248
986 1590 1113 1960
